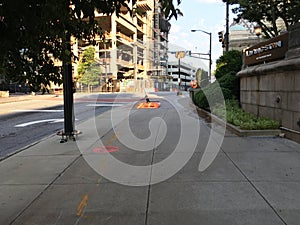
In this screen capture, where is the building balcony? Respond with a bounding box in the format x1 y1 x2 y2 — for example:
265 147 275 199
136 0 152 11
116 32 134 45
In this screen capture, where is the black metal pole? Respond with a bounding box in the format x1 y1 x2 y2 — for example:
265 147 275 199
62 32 74 139
209 32 212 82
178 57 181 90
225 0 229 52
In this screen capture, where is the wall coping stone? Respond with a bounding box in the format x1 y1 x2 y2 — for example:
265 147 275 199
239 22 300 77
238 56 300 77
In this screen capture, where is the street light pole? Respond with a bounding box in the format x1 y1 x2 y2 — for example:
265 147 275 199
209 32 212 83
191 29 212 83
225 0 229 52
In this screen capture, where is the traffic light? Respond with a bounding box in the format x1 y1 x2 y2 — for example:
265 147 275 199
218 31 223 42
218 31 226 48
222 37 226 48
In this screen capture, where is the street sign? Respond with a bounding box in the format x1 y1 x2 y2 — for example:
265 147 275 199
244 32 289 66
175 51 185 59
172 50 191 59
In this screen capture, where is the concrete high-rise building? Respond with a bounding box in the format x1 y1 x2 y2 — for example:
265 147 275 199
72 0 170 92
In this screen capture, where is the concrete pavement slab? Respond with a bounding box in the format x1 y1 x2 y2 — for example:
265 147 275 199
227 151 300 181
54 157 111 185
16 135 81 157
254 181 300 225
221 136 296 153
147 181 285 225
147 210 283 225
263 137 300 152
153 152 246 182
81 149 152 186
11 183 148 225
0 185 47 225
0 154 79 185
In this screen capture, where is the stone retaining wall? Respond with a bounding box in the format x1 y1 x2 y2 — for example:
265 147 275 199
238 23 300 143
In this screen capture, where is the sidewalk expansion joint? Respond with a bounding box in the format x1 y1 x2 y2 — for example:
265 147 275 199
8 155 82 225
221 148 288 225
144 109 169 225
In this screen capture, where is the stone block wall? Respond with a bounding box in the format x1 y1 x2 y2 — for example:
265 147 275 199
238 23 300 143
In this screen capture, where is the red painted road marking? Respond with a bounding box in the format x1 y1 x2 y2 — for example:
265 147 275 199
92 146 120 153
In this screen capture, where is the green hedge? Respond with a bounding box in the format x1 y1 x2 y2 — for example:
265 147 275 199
193 82 234 110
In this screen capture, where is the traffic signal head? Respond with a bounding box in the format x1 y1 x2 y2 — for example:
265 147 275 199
218 31 223 42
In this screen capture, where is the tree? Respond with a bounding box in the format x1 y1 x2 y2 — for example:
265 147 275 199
0 0 182 138
79 62 101 92
77 47 96 81
224 0 300 38
194 50 242 109
214 50 242 80
214 50 242 100
0 0 182 90
196 68 209 88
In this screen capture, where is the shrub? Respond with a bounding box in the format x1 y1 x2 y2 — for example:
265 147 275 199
194 82 234 110
211 100 280 130
218 72 240 100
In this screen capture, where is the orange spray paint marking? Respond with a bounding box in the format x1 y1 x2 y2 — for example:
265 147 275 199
137 102 160 109
77 194 89 217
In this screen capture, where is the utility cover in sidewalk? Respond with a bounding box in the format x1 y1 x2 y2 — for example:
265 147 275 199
137 101 160 109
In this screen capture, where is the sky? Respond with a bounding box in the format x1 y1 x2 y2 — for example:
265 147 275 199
168 0 236 72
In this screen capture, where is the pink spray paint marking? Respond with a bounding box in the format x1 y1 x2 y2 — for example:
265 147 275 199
92 146 120 153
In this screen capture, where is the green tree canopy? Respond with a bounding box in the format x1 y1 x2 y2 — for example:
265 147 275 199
214 50 242 80
0 0 181 91
224 0 300 38
79 61 101 92
77 47 96 81
196 68 209 88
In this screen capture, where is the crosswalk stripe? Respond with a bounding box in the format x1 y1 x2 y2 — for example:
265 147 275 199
87 103 128 107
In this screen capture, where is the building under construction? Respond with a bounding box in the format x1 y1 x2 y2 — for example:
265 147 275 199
72 0 171 93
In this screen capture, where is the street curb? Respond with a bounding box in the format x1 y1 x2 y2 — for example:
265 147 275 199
196 107 282 137
0 133 57 162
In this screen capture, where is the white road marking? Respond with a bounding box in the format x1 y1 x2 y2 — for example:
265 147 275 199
13 109 63 113
15 119 64 127
87 103 126 107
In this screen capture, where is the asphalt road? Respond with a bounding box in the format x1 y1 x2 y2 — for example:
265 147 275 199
0 93 142 159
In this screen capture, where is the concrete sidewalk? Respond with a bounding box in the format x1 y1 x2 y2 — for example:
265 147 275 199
0 93 64 116
0 94 300 225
